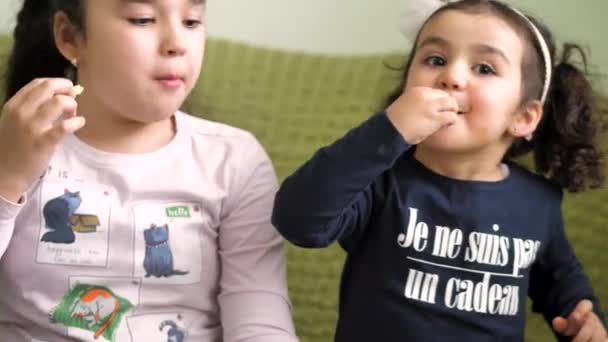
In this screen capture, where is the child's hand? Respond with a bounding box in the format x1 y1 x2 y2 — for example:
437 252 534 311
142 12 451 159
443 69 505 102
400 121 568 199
386 86 458 145
0 78 85 202
552 299 608 341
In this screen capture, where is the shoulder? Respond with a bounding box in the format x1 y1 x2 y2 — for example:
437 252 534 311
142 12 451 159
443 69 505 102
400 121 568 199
177 111 276 192
178 111 269 160
179 111 259 144
509 162 563 203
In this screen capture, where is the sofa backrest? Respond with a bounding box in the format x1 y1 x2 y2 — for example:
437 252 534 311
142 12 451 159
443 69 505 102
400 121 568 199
184 38 406 179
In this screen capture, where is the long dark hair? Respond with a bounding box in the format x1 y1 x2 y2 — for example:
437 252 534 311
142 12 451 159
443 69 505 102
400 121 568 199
385 0 604 192
4 0 84 101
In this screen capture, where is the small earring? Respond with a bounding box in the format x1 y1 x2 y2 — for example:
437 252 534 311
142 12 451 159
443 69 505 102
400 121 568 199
65 58 79 82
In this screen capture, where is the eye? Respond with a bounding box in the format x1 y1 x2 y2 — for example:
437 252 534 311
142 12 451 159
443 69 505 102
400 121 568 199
424 55 446 67
474 63 496 75
128 17 155 26
183 19 203 29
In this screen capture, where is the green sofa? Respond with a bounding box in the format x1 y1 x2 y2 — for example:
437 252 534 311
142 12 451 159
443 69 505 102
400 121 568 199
1 36 606 342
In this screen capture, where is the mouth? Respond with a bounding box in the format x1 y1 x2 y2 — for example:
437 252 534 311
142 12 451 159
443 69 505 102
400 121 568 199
155 74 185 89
456 104 468 115
448 94 468 115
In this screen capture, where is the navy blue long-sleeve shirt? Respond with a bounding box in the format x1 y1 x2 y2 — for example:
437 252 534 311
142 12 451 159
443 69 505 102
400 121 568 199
272 112 604 341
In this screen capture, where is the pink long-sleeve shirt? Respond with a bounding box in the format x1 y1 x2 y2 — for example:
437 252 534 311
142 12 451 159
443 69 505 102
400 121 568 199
0 112 298 342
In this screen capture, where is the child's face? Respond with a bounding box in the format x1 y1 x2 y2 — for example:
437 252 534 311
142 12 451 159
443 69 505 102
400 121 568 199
406 10 526 155
74 0 206 123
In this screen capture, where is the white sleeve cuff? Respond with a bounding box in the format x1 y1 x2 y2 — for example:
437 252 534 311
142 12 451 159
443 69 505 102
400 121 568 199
0 193 26 220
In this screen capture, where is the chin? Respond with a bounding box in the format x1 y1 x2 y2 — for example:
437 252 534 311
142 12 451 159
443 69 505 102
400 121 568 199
120 111 173 126
145 111 178 123
135 103 181 122
420 136 467 151
424 131 457 146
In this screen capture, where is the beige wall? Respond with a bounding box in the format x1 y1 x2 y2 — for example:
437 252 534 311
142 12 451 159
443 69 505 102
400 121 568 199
212 0 607 91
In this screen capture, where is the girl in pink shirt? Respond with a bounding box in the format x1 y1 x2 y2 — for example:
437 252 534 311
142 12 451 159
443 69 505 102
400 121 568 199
0 0 298 341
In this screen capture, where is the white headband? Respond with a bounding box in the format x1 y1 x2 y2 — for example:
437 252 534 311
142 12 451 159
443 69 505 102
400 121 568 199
400 0 552 103
508 6 552 103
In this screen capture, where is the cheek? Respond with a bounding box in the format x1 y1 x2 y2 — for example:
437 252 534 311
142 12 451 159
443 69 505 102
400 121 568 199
188 62 202 89
405 71 433 89
471 89 510 115
92 28 153 63
87 45 152 96
465 102 513 139
189 44 205 81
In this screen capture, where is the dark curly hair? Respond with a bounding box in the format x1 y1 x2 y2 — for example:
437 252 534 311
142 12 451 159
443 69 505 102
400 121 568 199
384 0 605 192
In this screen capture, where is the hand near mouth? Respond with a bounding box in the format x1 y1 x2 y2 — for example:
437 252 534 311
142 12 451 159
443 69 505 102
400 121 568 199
386 86 458 144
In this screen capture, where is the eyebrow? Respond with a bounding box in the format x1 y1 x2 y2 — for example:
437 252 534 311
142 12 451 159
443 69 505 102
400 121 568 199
417 35 511 65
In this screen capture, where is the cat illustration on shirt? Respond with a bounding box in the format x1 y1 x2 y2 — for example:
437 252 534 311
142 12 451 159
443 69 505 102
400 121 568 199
50 284 133 341
71 288 120 339
143 224 189 277
41 189 81 244
159 319 185 342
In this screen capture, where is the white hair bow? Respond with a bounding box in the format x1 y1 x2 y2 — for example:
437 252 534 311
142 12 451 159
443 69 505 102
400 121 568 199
400 0 451 43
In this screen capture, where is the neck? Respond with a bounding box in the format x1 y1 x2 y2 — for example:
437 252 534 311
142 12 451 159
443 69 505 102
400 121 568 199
414 145 508 182
74 97 176 154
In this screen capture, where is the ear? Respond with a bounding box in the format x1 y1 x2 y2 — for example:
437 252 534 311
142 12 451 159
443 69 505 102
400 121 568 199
509 100 543 140
53 11 83 64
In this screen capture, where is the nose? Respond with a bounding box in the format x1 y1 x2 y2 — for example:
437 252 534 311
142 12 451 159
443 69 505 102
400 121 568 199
160 20 186 57
438 63 467 91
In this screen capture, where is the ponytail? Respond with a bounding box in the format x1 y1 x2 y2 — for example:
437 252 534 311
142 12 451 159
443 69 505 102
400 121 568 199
509 44 605 192
3 0 83 102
